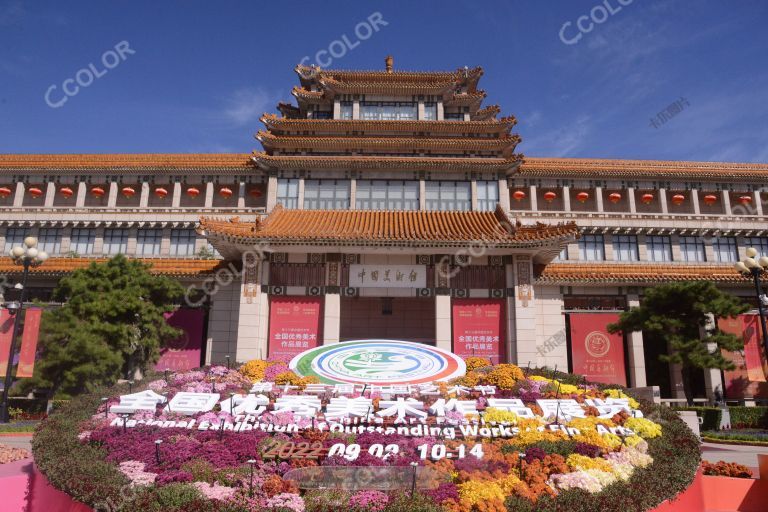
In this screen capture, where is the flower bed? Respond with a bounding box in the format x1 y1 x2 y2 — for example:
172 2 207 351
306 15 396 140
33 359 700 512
702 460 753 478
0 443 30 464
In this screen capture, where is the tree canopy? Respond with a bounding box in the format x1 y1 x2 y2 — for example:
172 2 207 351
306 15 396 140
608 281 749 402
28 255 184 397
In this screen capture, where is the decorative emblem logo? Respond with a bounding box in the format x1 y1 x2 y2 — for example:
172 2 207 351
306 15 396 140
289 340 467 385
584 331 610 358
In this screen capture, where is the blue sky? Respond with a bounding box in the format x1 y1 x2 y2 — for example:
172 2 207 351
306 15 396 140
1 0 767 162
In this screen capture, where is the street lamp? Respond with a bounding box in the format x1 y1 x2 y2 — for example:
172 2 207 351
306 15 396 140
734 247 768 360
0 236 48 423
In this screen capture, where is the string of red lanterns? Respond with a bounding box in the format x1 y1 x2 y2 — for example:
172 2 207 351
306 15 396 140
0 186 11 199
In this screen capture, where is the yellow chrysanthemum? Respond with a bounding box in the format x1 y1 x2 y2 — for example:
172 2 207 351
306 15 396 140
485 364 525 390
464 356 492 372
567 453 613 472
624 417 662 439
458 480 505 506
604 389 640 409
483 407 518 424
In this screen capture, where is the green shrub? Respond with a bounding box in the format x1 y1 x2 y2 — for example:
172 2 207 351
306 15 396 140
729 406 768 429
674 407 722 431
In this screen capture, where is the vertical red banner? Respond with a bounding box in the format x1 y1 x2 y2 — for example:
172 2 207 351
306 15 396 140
268 296 323 360
741 315 767 382
0 309 14 378
156 308 205 371
720 314 767 397
15 308 42 378
452 299 505 364
569 313 627 386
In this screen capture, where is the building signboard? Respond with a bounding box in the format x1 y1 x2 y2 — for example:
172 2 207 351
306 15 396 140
348 264 427 288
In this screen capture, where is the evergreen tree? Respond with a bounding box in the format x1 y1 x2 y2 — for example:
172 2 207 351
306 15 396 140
28 255 184 397
607 281 748 404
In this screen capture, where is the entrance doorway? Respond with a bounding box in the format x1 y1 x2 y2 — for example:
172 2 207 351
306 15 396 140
340 297 435 344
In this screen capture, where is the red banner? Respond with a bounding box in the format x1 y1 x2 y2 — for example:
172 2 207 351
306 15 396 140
156 308 205 371
452 299 505 364
719 314 767 398
268 296 323 360
569 313 627 386
0 309 14 378
16 308 42 378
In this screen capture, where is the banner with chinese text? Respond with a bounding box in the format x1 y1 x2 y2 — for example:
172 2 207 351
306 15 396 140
156 308 205 371
569 313 627 386
719 314 767 398
15 308 42 378
0 309 14 378
348 264 427 288
452 299 505 364
269 296 323 360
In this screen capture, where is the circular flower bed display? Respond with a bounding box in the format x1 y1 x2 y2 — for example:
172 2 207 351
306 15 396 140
33 357 700 512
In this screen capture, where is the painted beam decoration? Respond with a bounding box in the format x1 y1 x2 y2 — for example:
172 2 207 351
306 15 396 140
47 342 700 511
288 340 466 385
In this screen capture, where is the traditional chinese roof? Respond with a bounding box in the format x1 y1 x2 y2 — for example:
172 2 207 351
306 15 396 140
0 257 228 277
536 263 745 284
251 151 523 172
0 153 253 171
199 205 578 250
474 105 501 121
520 157 768 180
260 113 518 134
256 131 520 155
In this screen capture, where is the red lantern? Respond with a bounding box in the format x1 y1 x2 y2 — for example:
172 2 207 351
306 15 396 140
219 187 233 199
738 195 753 205
543 191 557 203
0 186 12 198
703 194 717 206
154 187 168 199
60 186 74 198
121 186 136 198
671 194 685 206
91 186 106 198
641 193 654 205
512 190 526 202
576 191 590 203
186 187 201 198
608 192 622 204
249 187 263 198
28 186 43 198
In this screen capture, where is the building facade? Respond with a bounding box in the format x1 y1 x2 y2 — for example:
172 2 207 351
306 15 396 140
2 57 767 400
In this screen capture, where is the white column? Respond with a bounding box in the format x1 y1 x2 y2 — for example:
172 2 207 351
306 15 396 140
419 180 426 210
235 254 270 362
333 99 341 119
349 179 357 210
13 182 25 207
722 191 732 215
237 182 246 209
266 176 278 211
562 186 571 212
626 295 647 388
528 185 538 212
628 187 637 213
352 99 360 120
659 188 668 214
107 182 118 207
139 181 150 208
297 179 305 209
497 178 510 211
75 182 86 208
435 295 452 353
172 182 182 208
436 101 444 120
691 189 700 214
44 182 56 207
595 186 604 213
470 181 478 210
323 292 341 344
417 100 425 120
513 256 538 367
204 182 214 208
603 233 614 261
754 190 763 216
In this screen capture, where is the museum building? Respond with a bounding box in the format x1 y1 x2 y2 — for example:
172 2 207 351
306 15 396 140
1 57 767 400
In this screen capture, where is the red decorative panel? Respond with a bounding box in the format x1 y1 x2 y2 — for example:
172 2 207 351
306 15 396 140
268 296 323 360
569 313 627 386
452 299 505 364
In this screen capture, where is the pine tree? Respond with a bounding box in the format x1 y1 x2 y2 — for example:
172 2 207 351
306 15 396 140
28 255 184 398
607 281 749 405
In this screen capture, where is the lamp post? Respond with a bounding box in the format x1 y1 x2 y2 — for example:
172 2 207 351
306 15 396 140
734 246 768 359
0 236 48 423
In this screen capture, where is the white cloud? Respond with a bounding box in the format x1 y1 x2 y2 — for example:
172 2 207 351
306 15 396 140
222 87 276 127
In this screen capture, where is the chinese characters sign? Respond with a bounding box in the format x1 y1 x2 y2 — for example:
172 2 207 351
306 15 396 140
348 265 426 288
269 297 323 360
569 313 627 386
452 299 505 363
